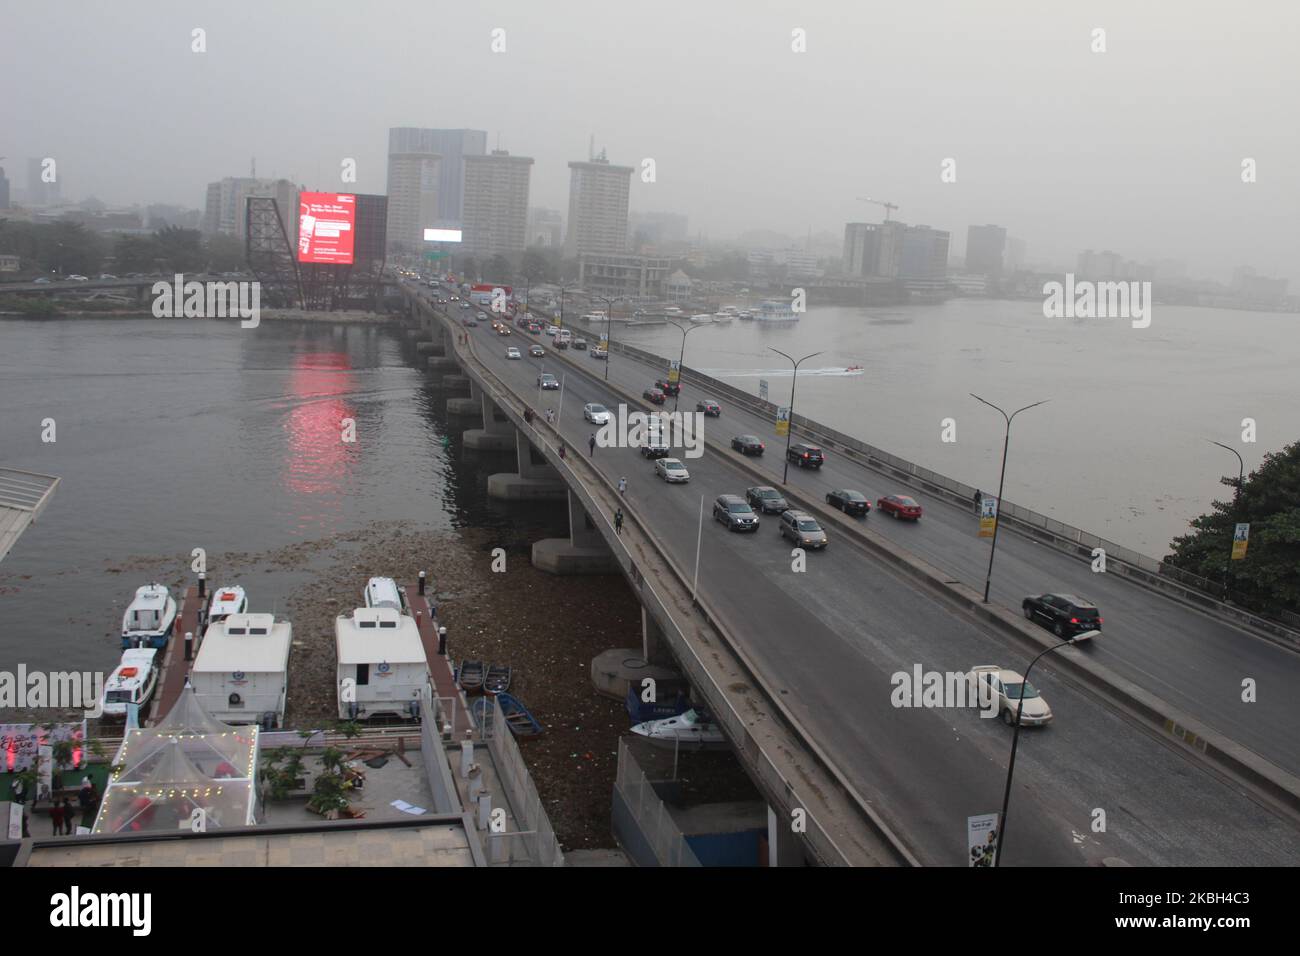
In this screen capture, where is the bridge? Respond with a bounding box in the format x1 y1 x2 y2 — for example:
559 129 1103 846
399 282 1300 866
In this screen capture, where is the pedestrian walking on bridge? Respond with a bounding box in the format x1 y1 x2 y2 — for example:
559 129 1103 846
973 488 983 516
617 476 627 495
614 508 624 535
588 433 597 456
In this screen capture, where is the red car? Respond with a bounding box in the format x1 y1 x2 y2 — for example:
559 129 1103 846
643 387 666 405
654 379 681 397
697 399 721 417
876 494 922 520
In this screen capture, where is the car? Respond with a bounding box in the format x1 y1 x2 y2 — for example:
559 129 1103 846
731 435 765 456
1021 594 1103 639
746 486 788 513
591 347 608 359
573 338 588 350
876 494 923 520
544 325 559 337
462 318 478 328
969 666 1053 726
826 489 870 517
529 345 545 357
33 277 52 284
451 295 460 301
478 312 490 321
460 301 471 309
787 443 825 469
506 346 522 360
98 274 118 280
778 510 827 549
655 457 690 483
654 379 681 396
643 387 666 405
583 403 612 425
639 427 670 458
496 324 512 336
528 323 542 334
68 274 88 281
538 373 560 390
697 399 721 417
713 495 760 532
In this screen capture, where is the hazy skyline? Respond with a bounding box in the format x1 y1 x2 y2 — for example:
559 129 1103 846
3 0 1296 282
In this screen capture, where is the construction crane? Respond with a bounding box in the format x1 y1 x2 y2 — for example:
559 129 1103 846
856 197 898 221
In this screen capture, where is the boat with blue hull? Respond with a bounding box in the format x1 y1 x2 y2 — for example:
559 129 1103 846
120 584 177 649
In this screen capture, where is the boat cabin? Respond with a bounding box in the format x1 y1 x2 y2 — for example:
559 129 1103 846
335 607 429 720
364 576 407 612
100 648 160 719
191 612 292 729
207 585 248 622
121 584 177 648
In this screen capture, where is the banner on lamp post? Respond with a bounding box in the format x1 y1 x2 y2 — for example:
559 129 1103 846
1232 523 1250 560
775 405 790 437
979 497 998 538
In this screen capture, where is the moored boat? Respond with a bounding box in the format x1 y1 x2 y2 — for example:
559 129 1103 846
689 313 714 324
458 659 485 695
207 585 247 626
99 648 160 720
120 584 178 649
498 693 544 738
629 707 728 750
484 663 512 696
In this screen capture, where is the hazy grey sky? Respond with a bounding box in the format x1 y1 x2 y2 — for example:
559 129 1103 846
3 0 1296 282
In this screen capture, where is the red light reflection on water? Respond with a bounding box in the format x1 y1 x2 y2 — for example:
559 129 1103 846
282 351 358 510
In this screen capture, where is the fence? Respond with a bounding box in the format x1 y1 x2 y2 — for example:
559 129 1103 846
482 696 564 867
607 339 1300 639
613 738 701 867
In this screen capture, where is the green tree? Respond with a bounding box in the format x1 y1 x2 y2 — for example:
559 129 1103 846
485 254 513 283
521 246 555 284
202 233 246 272
1165 440 1300 615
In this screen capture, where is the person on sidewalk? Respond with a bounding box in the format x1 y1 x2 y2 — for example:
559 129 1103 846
61 797 75 835
559 443 566 460
614 508 624 535
49 799 64 836
588 433 597 456
973 488 983 515
617 476 627 495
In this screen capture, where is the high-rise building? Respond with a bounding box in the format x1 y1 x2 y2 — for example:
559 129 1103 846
629 211 689 249
527 208 563 247
385 152 441 252
202 177 298 241
843 221 905 277
461 150 533 259
0 165 9 209
26 157 62 207
565 153 633 258
965 224 1006 277
900 225 950 278
386 127 487 226
1005 236 1027 272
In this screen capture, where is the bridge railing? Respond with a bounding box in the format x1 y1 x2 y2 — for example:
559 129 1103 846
603 339 1300 641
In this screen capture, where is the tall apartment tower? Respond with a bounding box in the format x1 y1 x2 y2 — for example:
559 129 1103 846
565 153 633 258
965 224 1007 277
843 221 906 277
462 150 533 259
387 127 486 224
385 151 441 252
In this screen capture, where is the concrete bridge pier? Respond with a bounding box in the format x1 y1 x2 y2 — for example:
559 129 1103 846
447 377 483 418
767 806 809 866
465 394 516 452
532 487 617 574
486 429 567 498
443 374 470 392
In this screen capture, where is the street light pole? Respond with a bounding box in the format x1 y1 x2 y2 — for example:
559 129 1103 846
994 637 1076 867
1207 439 1246 600
589 294 626 381
970 394 1049 603
667 320 703 412
769 348 823 484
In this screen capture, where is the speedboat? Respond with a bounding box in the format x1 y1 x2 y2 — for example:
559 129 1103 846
689 313 714 324
120 584 177 649
712 312 733 324
99 648 160 720
737 310 754 320
207 585 248 625
630 708 729 750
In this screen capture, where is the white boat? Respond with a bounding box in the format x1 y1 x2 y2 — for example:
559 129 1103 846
207 585 248 624
711 312 733 324
630 708 729 750
364 576 408 613
99 648 160 720
192 612 292 728
120 584 178 649
662 305 683 316
336 607 429 720
689 313 715 324
753 299 800 323
737 310 754 320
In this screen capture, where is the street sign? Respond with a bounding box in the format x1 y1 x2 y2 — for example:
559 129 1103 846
775 405 790 437
979 497 998 538
759 378 769 401
1232 522 1250 560
424 251 449 260
668 359 681 385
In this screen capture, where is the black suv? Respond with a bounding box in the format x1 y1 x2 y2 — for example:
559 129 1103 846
712 495 760 532
1022 594 1103 638
745 485 789 514
787 443 825 469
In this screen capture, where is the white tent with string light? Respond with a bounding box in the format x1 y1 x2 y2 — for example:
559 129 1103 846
93 684 260 834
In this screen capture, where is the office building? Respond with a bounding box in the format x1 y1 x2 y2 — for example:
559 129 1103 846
965 224 1006 277
0 165 9 209
577 253 674 299
527 208 563 247
462 150 533 258
843 221 905 277
387 127 487 225
202 177 298 241
565 153 633 258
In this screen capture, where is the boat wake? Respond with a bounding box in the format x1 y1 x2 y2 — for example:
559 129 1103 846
696 366 865 378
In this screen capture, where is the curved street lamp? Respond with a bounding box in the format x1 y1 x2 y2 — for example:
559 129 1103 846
769 348 823 483
994 634 1086 866
1206 439 1247 599
666 319 704 411
588 294 627 381
970 394 1050 603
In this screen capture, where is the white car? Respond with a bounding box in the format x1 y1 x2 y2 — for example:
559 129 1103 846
590 347 608 359
506 346 522 359
583 403 611 425
544 325 559 337
460 301 471 309
655 457 690 483
68 274 89 281
969 666 1053 727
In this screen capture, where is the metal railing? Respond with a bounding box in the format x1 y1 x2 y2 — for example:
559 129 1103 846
614 738 701 867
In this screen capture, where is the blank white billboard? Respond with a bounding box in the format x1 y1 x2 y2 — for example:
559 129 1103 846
424 228 463 243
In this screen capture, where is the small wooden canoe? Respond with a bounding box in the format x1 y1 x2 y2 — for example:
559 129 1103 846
484 663 512 696
458 659 485 695
498 693 543 738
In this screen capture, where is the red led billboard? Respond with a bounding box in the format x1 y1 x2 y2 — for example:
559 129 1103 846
297 192 356 264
